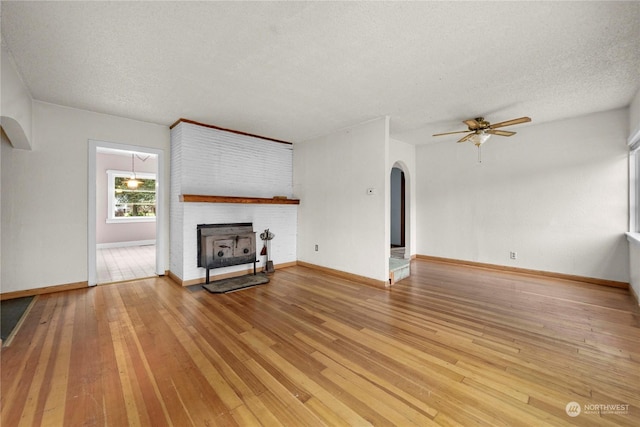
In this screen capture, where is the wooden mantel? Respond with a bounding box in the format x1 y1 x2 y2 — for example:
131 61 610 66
180 194 300 205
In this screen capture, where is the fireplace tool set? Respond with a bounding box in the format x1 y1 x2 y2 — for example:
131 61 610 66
260 228 275 273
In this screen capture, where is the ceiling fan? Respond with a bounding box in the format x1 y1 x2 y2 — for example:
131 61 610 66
433 116 531 162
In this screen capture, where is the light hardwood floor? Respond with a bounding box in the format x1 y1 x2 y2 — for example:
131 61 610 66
2 260 639 426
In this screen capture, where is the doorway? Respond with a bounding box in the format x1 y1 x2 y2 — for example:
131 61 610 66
88 140 165 286
390 166 406 258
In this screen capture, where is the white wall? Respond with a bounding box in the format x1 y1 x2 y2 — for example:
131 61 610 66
170 124 184 278
1 101 169 293
628 88 640 301
1 131 10 288
0 40 32 292
170 122 297 282
96 152 157 245
629 87 640 136
416 109 629 283
0 41 32 150
630 243 640 302
389 138 417 258
294 117 389 283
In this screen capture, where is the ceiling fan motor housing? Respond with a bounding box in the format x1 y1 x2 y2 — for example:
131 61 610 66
469 117 490 130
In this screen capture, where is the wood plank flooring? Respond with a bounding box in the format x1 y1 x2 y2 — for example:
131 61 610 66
2 260 639 426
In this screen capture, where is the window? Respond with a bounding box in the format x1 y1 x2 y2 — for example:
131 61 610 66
107 170 156 223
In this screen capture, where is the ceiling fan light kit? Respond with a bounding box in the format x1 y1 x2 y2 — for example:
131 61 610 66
433 116 532 163
468 131 491 146
469 131 491 163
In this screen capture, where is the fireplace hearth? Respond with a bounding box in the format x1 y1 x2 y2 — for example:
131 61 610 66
197 223 257 283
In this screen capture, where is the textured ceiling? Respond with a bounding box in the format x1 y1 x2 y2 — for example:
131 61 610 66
2 1 639 144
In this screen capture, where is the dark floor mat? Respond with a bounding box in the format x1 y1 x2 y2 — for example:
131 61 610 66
202 273 269 294
1 296 35 344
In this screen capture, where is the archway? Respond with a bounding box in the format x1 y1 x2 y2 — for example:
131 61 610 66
389 161 411 284
390 166 406 253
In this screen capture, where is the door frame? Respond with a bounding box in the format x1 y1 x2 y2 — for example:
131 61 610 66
88 139 166 286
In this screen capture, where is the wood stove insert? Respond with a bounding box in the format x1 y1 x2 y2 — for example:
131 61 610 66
197 223 257 284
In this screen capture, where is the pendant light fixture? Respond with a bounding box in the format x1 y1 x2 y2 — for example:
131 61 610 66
125 154 141 189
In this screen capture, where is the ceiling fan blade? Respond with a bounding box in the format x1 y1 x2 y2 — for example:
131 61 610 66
457 133 475 143
463 119 481 129
433 130 472 137
489 116 531 129
487 129 516 137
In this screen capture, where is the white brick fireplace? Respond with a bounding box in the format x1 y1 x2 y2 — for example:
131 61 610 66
170 120 298 284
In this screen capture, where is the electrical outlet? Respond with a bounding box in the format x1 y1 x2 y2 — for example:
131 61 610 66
510 251 517 260
315 244 318 251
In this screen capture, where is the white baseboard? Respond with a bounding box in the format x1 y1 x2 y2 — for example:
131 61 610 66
97 239 156 249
